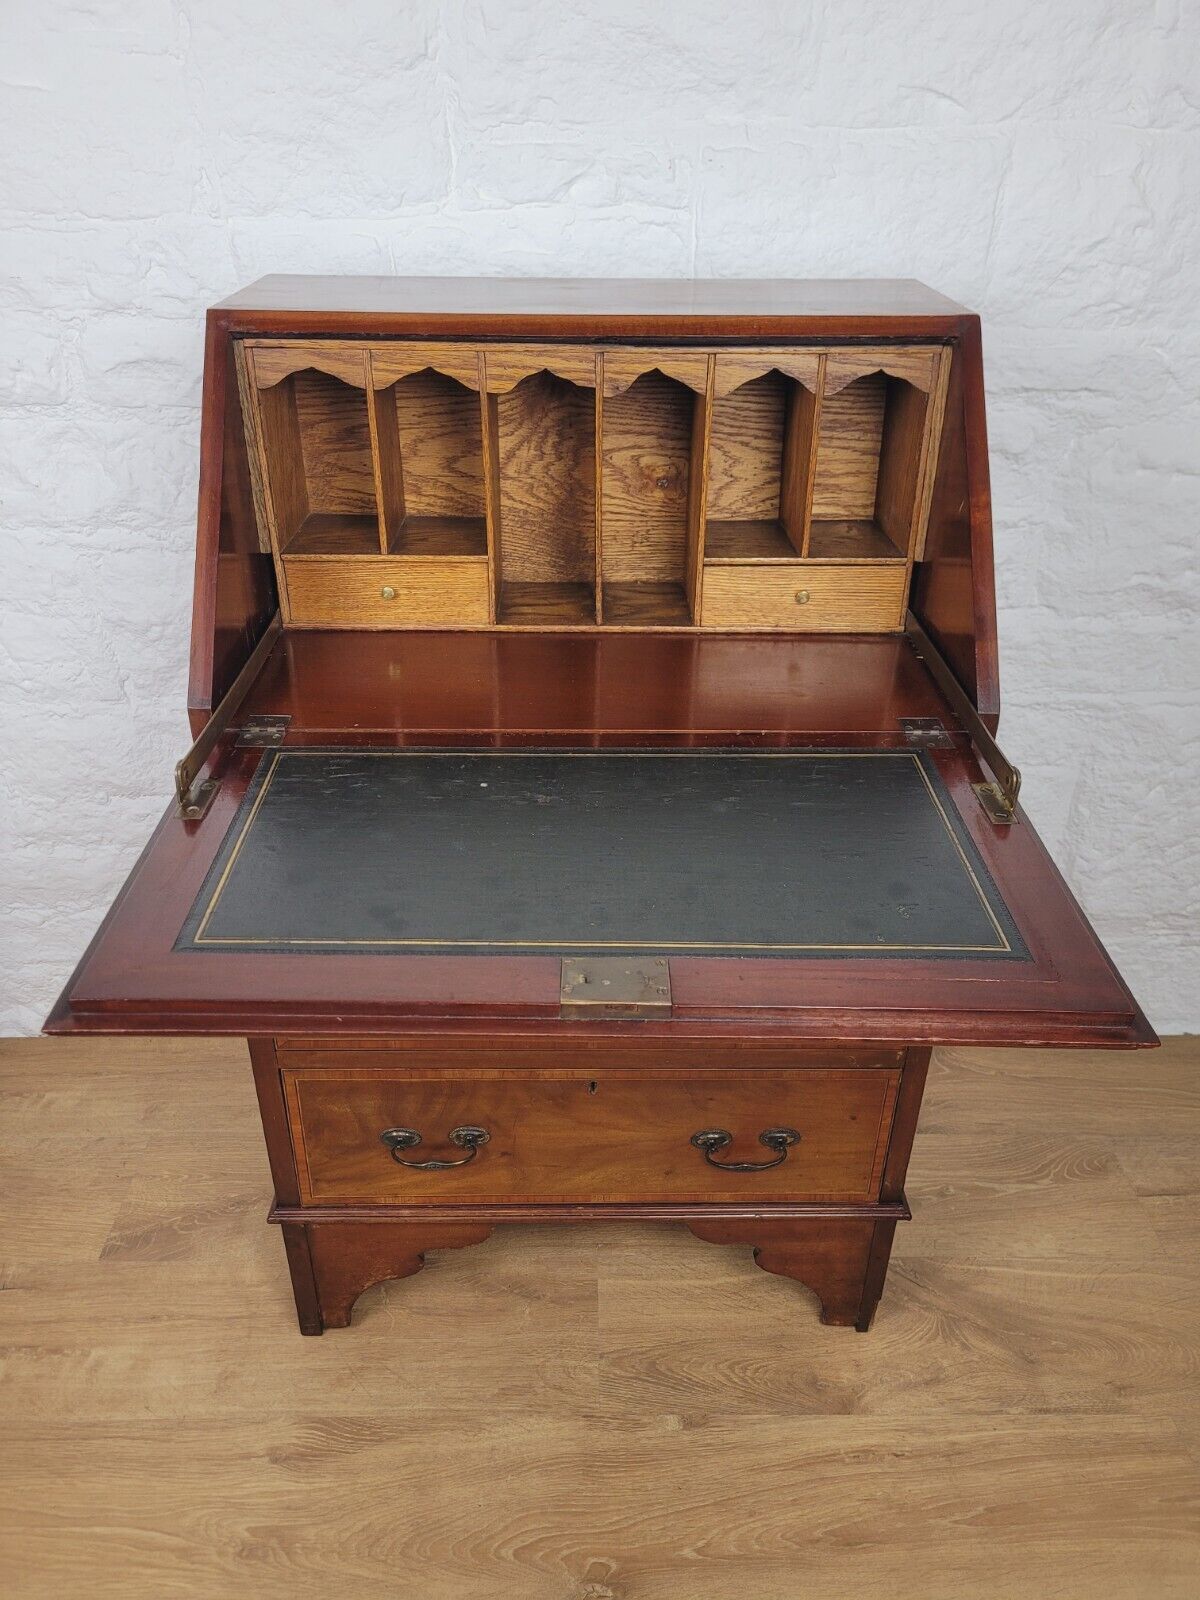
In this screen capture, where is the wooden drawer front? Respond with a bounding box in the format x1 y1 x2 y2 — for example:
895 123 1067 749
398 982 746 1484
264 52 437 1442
700 563 906 631
283 1064 900 1205
284 557 490 627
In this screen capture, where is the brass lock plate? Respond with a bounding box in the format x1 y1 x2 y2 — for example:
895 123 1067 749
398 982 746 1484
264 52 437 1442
560 957 672 1020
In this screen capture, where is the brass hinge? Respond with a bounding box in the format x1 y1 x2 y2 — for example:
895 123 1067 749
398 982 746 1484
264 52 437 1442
235 713 291 748
560 958 672 1020
904 613 1021 824
900 717 955 749
175 614 284 821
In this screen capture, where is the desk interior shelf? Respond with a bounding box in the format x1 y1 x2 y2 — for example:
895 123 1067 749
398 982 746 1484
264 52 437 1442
373 368 489 558
255 367 379 558
600 368 706 627
241 339 948 632
494 370 597 626
809 355 937 562
705 367 816 562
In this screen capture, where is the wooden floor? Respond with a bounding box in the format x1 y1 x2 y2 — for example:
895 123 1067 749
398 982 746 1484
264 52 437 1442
0 1037 1196 1599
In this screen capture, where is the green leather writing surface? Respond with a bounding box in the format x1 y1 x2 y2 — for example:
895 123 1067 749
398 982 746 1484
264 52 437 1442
177 749 1027 959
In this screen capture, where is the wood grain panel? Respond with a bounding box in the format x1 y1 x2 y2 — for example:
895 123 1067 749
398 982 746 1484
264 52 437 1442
875 378 930 556
705 515 901 564
704 367 821 556
712 348 822 398
601 371 694 582
283 557 489 627
283 1063 900 1205
700 563 906 631
282 513 380 557
684 359 713 615
807 519 905 560
602 349 710 397
369 342 483 391
482 345 598 393
908 324 999 719
480 389 503 615
911 346 953 562
252 378 308 554
384 515 487 557
707 370 790 522
291 371 377 517
497 582 595 626
824 345 940 395
783 373 823 554
601 582 691 626
704 519 798 560
248 340 369 389
811 372 886 519
366 386 403 551
231 340 276 557
386 369 486 522
495 372 596 587
220 274 972 316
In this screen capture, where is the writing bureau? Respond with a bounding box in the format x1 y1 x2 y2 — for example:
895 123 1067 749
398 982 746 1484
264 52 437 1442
46 277 1155 1336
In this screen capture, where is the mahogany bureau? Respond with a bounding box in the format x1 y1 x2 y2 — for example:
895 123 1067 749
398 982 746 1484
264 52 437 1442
46 277 1155 1336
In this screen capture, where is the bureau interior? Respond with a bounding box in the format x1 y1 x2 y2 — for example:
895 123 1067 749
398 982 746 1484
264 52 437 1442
243 341 949 631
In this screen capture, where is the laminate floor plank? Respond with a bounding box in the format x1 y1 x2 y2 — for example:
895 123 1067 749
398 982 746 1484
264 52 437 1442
0 1035 1196 1599
1113 1134 1198 1199
926 1040 1200 1139
596 1251 1198 1421
0 1414 1193 1600
0 1253 599 1424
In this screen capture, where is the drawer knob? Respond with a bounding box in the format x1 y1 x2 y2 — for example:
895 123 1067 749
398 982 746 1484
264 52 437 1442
379 1124 490 1170
690 1127 801 1172
380 585 397 600
794 589 810 605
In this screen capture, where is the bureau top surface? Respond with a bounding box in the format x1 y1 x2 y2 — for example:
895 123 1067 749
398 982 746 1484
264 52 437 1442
214 276 971 330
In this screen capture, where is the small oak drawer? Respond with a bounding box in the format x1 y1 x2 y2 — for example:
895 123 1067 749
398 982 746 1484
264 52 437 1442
282 1061 901 1205
284 557 491 627
700 562 906 631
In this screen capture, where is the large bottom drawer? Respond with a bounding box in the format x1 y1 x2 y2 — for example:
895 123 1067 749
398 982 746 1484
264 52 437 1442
282 1058 901 1205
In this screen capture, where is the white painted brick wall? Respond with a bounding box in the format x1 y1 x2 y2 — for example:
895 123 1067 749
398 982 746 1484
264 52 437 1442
2 1 1197 1034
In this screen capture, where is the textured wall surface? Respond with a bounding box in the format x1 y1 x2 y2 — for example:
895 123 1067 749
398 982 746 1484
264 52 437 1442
1 2 1197 1034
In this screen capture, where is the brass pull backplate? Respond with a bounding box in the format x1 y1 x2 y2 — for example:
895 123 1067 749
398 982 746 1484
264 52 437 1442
690 1127 802 1172
379 1125 490 1170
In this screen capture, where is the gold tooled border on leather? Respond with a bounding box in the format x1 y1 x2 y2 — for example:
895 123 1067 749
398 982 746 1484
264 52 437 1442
185 749 1017 955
